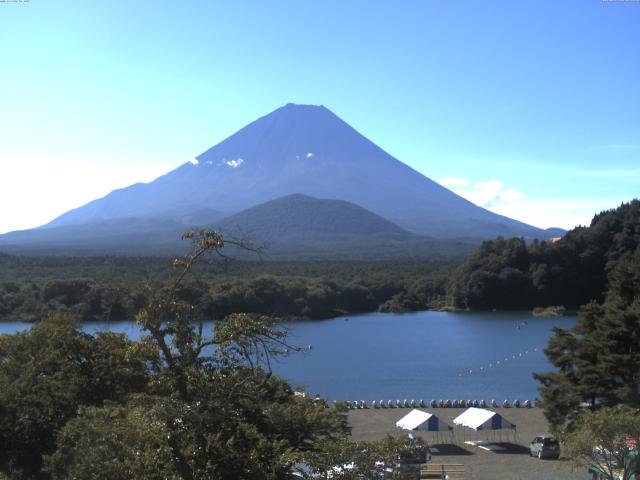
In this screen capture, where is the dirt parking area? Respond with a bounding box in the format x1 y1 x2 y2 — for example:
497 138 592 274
348 407 586 480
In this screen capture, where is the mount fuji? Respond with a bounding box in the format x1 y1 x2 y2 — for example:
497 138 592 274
0 103 559 256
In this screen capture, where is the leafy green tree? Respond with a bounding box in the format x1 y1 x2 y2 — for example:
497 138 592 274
46 231 353 480
46 398 182 480
0 314 150 479
303 435 427 479
534 245 640 429
560 405 640 480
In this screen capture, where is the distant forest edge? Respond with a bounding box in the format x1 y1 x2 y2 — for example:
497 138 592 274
0 200 638 322
448 199 640 310
0 257 454 322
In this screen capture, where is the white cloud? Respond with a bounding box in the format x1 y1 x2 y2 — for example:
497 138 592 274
438 176 469 187
306 152 314 158
224 158 244 168
441 175 627 229
455 179 525 208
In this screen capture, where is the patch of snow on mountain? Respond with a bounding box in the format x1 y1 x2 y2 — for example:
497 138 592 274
225 158 244 168
189 158 199 165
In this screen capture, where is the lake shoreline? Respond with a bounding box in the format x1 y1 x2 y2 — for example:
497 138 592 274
0 305 580 325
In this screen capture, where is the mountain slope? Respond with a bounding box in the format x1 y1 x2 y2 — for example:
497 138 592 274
216 194 412 238
0 207 223 254
0 218 187 254
0 194 477 259
41 103 555 240
214 194 476 260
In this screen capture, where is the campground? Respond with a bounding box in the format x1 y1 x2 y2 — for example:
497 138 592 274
348 407 585 480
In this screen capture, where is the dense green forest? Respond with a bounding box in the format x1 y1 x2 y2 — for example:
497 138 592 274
448 200 640 310
2 200 639 326
0 254 455 322
2 201 639 323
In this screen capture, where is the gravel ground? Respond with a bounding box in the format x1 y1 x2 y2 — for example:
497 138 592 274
348 407 586 480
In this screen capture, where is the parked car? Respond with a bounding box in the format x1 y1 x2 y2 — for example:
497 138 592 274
530 434 560 459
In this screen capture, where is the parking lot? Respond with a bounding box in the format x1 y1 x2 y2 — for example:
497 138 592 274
348 407 586 480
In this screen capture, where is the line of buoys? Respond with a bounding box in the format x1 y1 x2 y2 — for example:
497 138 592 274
456 346 543 379
341 398 536 409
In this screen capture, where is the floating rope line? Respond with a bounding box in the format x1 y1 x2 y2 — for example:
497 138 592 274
456 347 541 378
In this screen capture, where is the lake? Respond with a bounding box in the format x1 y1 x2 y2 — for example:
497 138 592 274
0 310 576 402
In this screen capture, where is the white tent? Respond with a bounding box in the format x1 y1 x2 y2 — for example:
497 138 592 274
396 409 453 432
452 407 515 431
453 407 516 444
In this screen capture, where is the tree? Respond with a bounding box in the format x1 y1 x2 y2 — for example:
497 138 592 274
300 435 427 479
449 201 640 311
560 405 640 480
0 314 150 479
534 245 640 429
45 398 182 480
45 231 355 480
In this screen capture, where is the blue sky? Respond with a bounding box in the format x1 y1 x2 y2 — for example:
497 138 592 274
1 0 638 233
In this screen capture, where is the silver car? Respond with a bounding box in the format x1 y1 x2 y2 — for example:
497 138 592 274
530 435 560 459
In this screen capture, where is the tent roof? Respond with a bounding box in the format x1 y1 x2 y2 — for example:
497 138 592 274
396 409 432 430
453 407 515 431
395 409 452 432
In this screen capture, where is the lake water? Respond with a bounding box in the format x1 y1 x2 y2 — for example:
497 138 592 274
0 311 576 402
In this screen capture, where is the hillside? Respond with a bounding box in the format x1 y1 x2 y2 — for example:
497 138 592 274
217 194 411 237
0 194 477 259
215 194 476 260
447 200 640 310
0 207 222 255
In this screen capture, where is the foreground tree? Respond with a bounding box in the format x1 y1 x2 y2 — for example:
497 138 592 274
300 435 427 479
0 314 150 478
534 245 640 429
43 231 350 480
561 405 640 480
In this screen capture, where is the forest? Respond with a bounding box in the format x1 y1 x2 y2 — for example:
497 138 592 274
1 201 639 324
0 254 455 323
448 200 640 311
